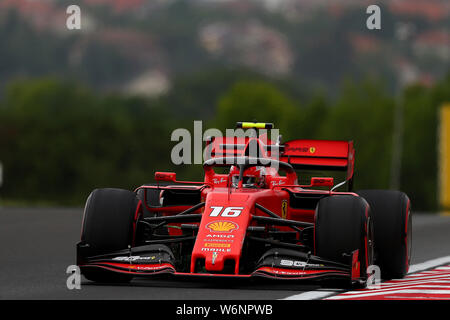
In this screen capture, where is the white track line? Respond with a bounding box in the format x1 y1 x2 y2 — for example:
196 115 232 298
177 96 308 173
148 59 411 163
408 256 450 273
282 290 341 300
334 283 450 296
281 255 450 300
340 280 450 294
326 289 450 300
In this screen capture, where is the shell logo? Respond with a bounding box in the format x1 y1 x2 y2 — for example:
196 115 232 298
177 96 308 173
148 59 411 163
206 221 238 232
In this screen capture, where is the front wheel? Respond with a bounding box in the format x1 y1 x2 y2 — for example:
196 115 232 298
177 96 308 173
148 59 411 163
78 188 138 283
357 190 411 280
314 195 374 281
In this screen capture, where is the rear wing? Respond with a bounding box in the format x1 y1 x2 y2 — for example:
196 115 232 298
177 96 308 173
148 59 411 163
204 133 355 190
279 139 355 182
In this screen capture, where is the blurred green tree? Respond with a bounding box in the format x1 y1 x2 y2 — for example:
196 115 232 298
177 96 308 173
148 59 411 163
0 78 171 205
312 78 395 190
0 73 449 210
213 80 301 140
402 75 450 210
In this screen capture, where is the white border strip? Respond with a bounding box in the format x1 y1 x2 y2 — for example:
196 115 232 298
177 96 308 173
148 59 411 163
281 256 450 300
282 290 341 300
407 256 450 273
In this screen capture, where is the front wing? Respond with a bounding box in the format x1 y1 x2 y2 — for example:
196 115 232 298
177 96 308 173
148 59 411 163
77 244 362 283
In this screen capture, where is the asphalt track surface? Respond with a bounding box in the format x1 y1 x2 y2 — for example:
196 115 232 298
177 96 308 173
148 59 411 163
1 207 449 300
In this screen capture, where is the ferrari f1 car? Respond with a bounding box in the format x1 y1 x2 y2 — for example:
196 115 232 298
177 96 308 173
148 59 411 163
77 122 412 286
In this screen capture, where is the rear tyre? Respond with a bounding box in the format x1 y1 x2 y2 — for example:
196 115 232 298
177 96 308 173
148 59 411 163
79 188 138 283
357 190 411 280
314 195 373 281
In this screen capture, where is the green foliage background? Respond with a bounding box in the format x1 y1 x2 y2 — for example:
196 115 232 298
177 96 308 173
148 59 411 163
0 73 449 210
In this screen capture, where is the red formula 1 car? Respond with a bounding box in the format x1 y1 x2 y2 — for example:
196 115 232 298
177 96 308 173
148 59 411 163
77 122 412 287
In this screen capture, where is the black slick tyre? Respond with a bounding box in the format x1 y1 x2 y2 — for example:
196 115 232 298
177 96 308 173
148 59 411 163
357 190 411 280
78 188 138 283
314 195 374 282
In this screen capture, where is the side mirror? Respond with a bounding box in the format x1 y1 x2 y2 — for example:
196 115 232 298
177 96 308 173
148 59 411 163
311 177 334 188
155 172 176 182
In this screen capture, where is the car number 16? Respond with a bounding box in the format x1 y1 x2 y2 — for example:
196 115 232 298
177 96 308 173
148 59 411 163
209 206 244 217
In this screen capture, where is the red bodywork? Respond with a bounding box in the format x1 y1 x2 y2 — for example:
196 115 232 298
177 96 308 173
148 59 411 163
80 133 362 282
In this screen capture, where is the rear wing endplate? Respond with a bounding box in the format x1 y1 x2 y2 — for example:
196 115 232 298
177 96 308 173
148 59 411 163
279 139 355 182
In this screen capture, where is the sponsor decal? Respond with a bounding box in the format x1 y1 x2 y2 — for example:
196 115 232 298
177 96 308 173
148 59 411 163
280 259 306 267
281 200 288 219
285 146 317 154
280 259 323 268
286 147 310 153
205 234 234 242
127 265 170 270
206 221 238 232
112 256 156 262
204 243 231 248
274 270 306 276
258 267 332 276
212 177 227 184
204 239 234 243
212 252 218 265
201 247 231 252
259 267 309 276
206 234 234 238
271 180 285 187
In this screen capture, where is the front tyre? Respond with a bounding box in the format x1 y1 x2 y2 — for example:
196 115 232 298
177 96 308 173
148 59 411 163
78 188 138 283
314 195 374 282
357 190 411 280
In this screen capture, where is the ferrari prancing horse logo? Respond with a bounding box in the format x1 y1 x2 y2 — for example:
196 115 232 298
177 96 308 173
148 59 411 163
281 200 288 219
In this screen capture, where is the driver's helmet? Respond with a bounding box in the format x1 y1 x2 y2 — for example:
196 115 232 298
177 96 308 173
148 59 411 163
229 165 265 188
